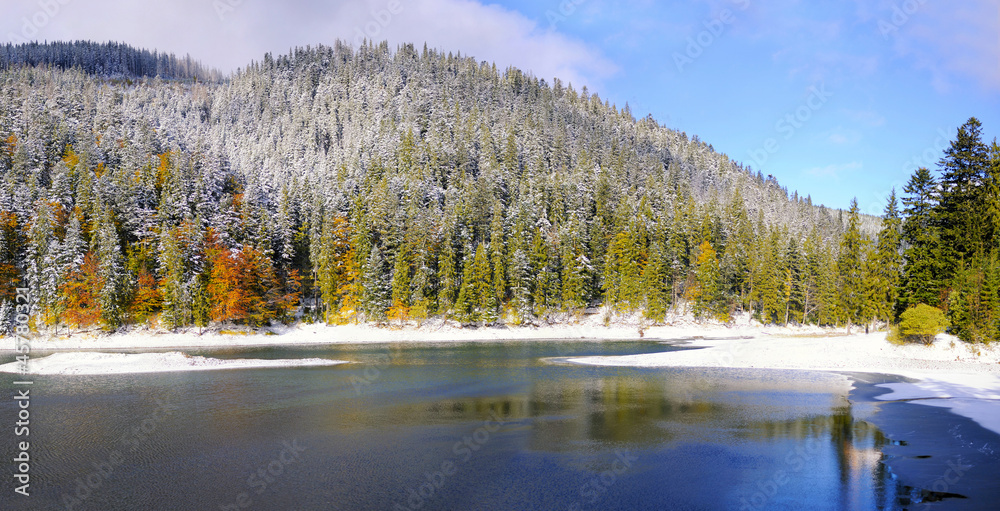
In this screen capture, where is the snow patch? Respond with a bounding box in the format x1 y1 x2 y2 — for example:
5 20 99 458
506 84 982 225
0 352 349 375
875 375 1000 436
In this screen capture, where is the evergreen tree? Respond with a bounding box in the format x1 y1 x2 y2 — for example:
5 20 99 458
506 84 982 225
389 242 411 323
94 204 126 330
690 241 722 319
900 167 942 310
456 243 497 323
489 204 507 306
937 117 990 273
509 248 533 323
361 246 390 322
874 190 903 324
837 199 869 329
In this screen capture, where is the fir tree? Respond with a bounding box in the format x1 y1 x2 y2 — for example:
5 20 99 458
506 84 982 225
900 167 942 310
94 204 126 330
837 199 870 330
874 190 903 324
361 246 391 322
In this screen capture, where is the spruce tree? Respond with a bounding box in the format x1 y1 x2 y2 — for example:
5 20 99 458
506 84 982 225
874 190 903 324
94 204 126 330
837 199 868 329
900 168 942 310
361 246 390 322
937 117 990 273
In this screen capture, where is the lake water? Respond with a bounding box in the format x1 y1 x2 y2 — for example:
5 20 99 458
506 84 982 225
0 340 993 510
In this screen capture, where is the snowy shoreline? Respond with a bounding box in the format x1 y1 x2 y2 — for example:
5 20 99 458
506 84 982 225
0 314 823 351
0 351 349 375
3 316 999 434
563 332 1000 436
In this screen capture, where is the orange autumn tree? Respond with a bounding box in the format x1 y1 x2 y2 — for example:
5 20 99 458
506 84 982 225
62 251 101 328
127 243 162 324
0 211 20 303
205 230 300 327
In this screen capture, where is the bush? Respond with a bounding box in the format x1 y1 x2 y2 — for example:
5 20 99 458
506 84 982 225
898 304 950 345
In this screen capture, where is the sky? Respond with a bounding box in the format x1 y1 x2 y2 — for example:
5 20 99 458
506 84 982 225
3 0 998 214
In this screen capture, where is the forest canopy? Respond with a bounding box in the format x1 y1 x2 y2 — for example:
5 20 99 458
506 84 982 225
0 41 996 343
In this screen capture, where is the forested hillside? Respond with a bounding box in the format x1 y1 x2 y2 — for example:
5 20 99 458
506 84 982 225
0 40 222 81
1 41 994 342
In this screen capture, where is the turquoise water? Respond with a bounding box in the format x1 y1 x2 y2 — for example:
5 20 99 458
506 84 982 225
0 341 933 510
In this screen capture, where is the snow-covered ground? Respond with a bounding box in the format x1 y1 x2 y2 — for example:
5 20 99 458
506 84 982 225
0 351 348 375
565 332 1000 435
0 312 809 351
3 313 999 435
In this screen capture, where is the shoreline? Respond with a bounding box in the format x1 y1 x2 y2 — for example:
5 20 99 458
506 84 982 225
4 317 999 435
0 314 841 352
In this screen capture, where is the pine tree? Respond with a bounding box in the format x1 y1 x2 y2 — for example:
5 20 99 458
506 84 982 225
158 226 190 329
94 204 126 330
489 204 507 306
361 246 390 322
754 229 783 324
691 240 722 320
508 248 532 323
900 168 942 310
437 216 460 316
26 201 59 325
783 237 804 325
837 199 869 330
560 216 591 311
529 229 552 316
456 243 496 323
643 238 671 322
874 190 903 324
937 117 990 274
389 242 411 323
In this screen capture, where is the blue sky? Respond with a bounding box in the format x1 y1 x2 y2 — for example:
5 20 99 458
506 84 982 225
3 0 998 213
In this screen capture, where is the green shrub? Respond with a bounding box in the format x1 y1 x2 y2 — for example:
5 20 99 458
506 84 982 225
898 304 950 345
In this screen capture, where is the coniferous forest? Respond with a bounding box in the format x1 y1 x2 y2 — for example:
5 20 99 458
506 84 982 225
0 41 997 344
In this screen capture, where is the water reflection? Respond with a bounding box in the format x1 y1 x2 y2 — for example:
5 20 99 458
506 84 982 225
0 342 929 510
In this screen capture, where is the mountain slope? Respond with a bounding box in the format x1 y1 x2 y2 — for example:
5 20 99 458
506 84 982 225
0 41 884 332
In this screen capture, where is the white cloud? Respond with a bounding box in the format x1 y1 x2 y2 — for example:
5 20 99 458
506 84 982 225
870 0 1000 92
842 109 886 128
804 161 862 180
823 126 863 145
0 0 617 90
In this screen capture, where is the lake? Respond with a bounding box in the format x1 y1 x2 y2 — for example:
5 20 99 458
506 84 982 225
0 340 994 510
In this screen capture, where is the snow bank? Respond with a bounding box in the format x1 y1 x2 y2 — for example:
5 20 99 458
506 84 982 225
0 351 349 375
875 374 1000 436
566 333 1000 435
0 312 822 352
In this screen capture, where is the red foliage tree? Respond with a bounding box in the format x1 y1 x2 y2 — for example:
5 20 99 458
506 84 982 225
205 230 300 327
62 251 100 328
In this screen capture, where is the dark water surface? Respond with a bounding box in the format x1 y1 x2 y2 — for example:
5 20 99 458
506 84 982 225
0 340 993 510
